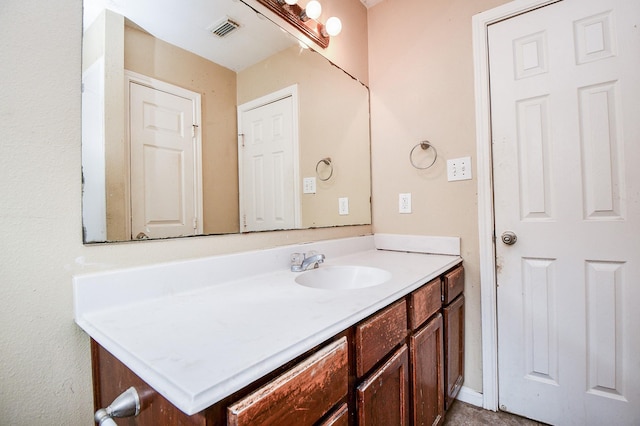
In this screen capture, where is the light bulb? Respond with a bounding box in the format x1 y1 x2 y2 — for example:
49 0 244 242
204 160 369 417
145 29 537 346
305 0 322 20
324 16 342 36
284 0 297 5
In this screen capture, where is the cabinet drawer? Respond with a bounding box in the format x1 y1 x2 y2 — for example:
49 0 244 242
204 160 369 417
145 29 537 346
227 337 349 426
409 278 441 330
355 299 407 378
443 265 464 305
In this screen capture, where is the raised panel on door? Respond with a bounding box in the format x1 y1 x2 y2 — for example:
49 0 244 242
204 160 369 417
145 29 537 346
357 345 409 426
489 0 640 423
411 314 445 426
443 295 464 410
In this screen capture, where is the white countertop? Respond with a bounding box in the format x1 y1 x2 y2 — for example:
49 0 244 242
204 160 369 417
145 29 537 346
74 235 461 415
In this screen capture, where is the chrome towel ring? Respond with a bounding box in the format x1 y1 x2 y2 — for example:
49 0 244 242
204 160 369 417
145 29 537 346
316 157 333 181
409 140 437 170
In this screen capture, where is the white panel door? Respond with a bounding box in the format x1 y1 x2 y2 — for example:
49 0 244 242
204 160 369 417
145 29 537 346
129 81 200 239
239 96 296 232
489 0 640 424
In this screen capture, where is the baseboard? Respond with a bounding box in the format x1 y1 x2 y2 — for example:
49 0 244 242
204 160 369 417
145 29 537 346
455 386 484 408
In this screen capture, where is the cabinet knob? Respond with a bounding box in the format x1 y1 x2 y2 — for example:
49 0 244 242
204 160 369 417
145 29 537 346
94 387 140 425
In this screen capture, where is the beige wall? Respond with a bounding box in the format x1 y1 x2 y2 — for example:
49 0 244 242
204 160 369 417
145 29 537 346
0 0 370 424
238 46 371 228
368 0 510 393
124 24 240 235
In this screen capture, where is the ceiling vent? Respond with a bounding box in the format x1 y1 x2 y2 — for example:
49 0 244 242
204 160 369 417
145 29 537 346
209 17 240 38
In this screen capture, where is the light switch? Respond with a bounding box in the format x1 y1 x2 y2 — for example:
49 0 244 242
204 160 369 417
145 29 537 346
303 177 316 194
447 157 472 181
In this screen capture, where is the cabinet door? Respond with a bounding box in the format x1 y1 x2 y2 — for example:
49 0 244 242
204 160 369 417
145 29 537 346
357 345 409 426
318 403 349 426
411 314 444 426
227 337 349 426
443 295 465 410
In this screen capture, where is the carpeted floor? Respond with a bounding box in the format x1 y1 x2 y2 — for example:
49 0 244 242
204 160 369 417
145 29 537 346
443 401 548 425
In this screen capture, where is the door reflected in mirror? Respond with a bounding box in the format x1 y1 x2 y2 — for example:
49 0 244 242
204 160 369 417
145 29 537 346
81 0 371 243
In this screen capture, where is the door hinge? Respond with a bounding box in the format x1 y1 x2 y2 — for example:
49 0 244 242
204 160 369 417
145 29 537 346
193 217 198 230
192 124 199 138
239 133 245 148
243 214 247 229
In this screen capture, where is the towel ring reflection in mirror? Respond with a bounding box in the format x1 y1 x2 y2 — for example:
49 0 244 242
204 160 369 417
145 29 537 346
316 157 333 181
409 141 437 170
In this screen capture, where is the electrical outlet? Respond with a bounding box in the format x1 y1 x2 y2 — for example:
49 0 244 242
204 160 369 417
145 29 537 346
303 177 316 194
399 193 411 213
447 156 472 181
339 197 349 215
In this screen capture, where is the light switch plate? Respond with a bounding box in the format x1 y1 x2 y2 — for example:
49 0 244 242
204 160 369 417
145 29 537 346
399 193 411 214
447 156 472 181
303 177 316 194
338 197 349 215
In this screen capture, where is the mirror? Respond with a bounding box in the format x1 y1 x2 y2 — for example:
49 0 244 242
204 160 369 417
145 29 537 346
81 0 371 243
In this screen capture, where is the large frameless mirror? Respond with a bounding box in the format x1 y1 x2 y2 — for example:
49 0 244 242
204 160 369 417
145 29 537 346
81 0 371 243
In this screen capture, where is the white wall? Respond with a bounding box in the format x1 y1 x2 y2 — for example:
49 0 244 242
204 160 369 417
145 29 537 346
0 0 369 423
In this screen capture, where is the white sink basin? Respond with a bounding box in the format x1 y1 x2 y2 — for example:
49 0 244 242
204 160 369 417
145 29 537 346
294 266 391 290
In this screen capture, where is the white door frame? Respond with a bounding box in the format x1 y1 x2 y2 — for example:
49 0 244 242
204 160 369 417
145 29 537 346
472 0 561 411
124 70 204 237
237 84 301 232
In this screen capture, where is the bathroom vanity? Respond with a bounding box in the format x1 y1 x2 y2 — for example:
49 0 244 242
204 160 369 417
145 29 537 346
74 235 464 425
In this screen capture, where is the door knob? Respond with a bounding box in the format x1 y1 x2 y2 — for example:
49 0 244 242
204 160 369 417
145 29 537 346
501 231 517 245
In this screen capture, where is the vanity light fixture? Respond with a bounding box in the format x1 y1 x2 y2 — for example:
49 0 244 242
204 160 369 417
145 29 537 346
260 0 342 48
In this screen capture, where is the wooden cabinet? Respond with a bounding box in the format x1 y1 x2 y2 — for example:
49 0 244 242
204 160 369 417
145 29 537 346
410 314 445 426
227 337 348 426
355 299 407 378
319 403 349 426
442 266 465 410
91 343 208 426
357 345 410 426
443 294 465 410
91 263 465 426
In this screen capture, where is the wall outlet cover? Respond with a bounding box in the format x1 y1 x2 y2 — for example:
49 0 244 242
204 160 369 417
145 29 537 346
399 193 411 214
339 197 349 215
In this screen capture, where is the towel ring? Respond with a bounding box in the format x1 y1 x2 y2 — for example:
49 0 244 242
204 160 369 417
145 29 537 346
409 141 437 170
316 157 333 181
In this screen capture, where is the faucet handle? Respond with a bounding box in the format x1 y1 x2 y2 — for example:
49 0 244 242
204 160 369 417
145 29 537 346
291 252 304 266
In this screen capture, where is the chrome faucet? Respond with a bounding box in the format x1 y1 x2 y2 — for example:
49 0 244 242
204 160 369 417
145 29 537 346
291 252 325 272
